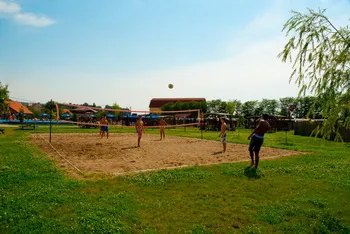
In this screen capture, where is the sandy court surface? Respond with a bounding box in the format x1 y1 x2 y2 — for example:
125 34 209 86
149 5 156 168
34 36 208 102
31 133 302 176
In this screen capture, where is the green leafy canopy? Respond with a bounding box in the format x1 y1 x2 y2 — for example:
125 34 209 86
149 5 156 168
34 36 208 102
279 8 350 141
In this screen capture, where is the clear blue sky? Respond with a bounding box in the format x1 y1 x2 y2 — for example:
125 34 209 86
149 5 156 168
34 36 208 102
1 0 349 110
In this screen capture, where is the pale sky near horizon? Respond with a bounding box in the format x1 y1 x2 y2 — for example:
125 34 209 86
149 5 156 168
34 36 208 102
0 0 349 110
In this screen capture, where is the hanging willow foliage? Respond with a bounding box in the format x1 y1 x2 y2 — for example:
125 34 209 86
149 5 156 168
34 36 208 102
279 8 350 141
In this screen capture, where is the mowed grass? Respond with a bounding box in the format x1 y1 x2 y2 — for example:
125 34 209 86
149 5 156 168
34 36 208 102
0 125 349 233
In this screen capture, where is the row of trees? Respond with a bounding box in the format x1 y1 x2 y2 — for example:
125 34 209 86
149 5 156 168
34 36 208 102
42 101 128 120
211 97 323 118
43 97 326 120
161 101 207 113
0 96 128 120
160 96 323 119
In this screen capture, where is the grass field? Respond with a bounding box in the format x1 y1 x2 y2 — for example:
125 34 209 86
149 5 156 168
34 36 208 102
0 125 349 233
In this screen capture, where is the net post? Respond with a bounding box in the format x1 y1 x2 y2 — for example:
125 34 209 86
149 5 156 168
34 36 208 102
55 103 59 126
198 109 203 139
49 99 53 143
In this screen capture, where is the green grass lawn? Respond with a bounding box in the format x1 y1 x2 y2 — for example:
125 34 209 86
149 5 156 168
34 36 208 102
0 125 349 233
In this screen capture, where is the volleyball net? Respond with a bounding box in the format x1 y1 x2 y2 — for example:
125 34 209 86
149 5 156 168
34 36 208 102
55 102 202 130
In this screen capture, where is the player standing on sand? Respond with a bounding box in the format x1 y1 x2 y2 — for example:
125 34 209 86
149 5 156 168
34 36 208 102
100 115 109 139
220 118 227 153
136 116 144 147
98 116 103 136
159 118 167 140
247 114 270 168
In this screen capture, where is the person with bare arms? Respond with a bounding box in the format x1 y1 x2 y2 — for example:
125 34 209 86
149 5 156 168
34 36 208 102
220 118 227 153
159 118 167 140
247 114 270 168
100 115 109 139
98 116 104 136
136 116 144 147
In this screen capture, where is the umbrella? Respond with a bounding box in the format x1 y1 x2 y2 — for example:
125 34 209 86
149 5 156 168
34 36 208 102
122 114 138 119
149 113 160 119
107 114 116 118
143 113 160 119
61 113 71 118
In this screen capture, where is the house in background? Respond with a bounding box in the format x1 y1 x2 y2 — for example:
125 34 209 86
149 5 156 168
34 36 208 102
5 101 33 118
149 98 206 112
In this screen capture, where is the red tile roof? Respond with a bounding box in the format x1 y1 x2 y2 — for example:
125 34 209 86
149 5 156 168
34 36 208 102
149 98 206 108
5 101 33 114
71 106 97 113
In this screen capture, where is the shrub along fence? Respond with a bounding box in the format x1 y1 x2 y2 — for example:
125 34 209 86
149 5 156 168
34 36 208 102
294 120 350 142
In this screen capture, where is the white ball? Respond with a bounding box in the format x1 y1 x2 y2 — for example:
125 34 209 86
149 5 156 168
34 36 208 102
168 84 174 89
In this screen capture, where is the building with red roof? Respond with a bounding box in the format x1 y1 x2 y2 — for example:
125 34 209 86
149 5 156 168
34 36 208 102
5 101 33 115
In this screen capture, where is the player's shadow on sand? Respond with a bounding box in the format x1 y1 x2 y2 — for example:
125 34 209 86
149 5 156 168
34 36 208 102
212 151 223 155
244 167 261 179
121 146 138 150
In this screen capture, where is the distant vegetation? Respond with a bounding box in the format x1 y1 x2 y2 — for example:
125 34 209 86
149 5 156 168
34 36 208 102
161 96 323 118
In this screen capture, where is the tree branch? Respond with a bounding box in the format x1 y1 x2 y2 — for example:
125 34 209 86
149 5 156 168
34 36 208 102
318 14 350 46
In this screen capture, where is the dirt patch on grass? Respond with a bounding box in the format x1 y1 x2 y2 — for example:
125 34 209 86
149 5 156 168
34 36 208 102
31 133 303 176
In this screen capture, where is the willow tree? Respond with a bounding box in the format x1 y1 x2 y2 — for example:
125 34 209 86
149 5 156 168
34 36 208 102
279 8 350 141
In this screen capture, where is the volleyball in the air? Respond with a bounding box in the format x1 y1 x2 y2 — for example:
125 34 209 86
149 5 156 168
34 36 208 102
168 84 174 89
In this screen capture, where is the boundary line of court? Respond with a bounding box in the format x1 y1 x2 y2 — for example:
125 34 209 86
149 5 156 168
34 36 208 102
112 153 303 176
37 134 84 175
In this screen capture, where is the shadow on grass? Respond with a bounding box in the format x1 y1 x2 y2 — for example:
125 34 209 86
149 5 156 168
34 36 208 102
244 167 262 179
278 143 296 146
14 128 35 131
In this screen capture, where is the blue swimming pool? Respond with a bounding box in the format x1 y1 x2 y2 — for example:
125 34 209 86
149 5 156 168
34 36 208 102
0 119 73 125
